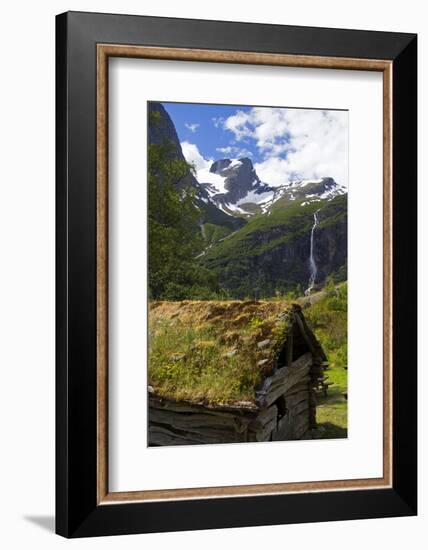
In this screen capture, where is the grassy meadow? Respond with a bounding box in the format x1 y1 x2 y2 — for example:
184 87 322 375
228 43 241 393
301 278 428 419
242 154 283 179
302 281 348 438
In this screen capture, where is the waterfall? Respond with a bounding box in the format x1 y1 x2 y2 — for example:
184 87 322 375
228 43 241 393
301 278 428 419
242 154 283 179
305 210 320 296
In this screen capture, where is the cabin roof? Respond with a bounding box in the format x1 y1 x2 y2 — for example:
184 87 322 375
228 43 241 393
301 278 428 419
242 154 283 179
148 300 325 408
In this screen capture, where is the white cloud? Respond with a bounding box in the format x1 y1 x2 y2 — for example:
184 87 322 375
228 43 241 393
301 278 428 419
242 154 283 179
212 116 225 128
181 141 211 171
216 146 233 154
223 108 348 187
184 122 200 133
216 145 253 158
223 110 253 140
181 141 222 187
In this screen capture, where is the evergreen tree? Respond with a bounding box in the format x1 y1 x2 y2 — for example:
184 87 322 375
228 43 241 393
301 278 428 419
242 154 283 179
148 114 219 299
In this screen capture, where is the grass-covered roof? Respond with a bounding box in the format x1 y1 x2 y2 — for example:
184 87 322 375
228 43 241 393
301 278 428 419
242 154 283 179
148 300 295 407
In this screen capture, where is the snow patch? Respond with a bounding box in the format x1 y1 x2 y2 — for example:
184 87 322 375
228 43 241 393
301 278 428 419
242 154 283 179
224 202 249 215
318 186 346 199
301 198 321 206
291 178 324 187
228 158 242 169
237 188 274 207
197 169 228 194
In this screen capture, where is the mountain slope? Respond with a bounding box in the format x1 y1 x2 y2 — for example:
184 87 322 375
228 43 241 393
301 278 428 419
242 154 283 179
201 194 347 297
197 155 346 219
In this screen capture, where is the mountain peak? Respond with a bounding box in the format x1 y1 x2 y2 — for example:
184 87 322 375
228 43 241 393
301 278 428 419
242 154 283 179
210 157 253 175
203 157 266 209
210 158 233 173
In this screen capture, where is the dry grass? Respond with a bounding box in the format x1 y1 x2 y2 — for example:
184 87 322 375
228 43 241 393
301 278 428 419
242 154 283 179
148 300 292 406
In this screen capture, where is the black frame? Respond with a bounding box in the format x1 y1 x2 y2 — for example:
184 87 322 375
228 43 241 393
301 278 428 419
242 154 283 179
56 11 417 538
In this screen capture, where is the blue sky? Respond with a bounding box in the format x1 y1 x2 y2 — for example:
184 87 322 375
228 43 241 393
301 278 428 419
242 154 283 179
162 102 261 162
160 101 349 188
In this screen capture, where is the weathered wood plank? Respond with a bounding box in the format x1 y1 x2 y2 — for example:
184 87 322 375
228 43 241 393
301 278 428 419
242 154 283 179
292 399 310 417
258 368 310 408
252 417 277 442
286 324 294 367
150 419 246 441
149 431 202 446
149 396 258 415
277 366 310 394
149 408 252 433
256 352 312 395
284 378 310 397
286 391 309 410
149 423 245 444
272 405 310 440
248 404 278 432
256 357 312 407
293 414 310 439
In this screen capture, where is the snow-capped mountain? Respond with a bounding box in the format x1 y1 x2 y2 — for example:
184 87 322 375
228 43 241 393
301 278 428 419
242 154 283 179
148 101 346 222
257 176 347 210
198 157 275 216
197 157 346 217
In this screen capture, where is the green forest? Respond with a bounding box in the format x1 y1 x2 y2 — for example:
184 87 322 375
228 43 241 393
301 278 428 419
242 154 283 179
148 131 222 301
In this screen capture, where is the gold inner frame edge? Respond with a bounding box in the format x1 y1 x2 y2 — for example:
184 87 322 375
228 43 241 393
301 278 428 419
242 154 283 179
96 44 393 504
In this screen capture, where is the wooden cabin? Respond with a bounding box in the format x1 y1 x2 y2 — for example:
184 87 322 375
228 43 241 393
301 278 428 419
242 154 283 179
148 300 328 445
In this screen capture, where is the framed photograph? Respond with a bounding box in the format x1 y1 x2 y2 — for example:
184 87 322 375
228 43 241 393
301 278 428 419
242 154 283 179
56 11 417 537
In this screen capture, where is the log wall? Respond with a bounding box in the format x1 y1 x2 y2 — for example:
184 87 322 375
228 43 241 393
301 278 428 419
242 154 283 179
149 352 319 446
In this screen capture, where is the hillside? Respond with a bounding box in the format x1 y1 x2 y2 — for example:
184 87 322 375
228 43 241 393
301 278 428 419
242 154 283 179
201 194 347 297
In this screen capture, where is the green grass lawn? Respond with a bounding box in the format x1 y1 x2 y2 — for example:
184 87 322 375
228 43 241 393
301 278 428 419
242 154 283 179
315 362 347 438
303 281 348 439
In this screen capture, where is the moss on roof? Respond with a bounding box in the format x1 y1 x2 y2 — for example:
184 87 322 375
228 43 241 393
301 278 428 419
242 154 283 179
148 300 294 407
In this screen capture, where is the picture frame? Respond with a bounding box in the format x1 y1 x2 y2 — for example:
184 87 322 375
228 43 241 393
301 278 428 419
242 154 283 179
56 11 417 538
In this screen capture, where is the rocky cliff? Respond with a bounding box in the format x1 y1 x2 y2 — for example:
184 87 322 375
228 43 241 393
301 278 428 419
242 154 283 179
148 102 244 231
